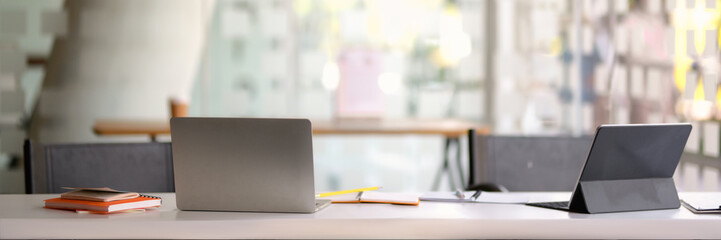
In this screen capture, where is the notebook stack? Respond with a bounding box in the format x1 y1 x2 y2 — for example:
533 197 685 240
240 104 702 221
44 187 162 214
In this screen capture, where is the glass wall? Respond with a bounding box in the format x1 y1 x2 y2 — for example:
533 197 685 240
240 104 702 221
2 0 720 193
191 0 485 121
194 0 488 191
192 0 721 192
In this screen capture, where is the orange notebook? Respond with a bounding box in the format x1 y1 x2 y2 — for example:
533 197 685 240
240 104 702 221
44 195 161 213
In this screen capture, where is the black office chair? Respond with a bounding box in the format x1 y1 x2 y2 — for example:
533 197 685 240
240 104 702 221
23 140 175 193
467 129 592 192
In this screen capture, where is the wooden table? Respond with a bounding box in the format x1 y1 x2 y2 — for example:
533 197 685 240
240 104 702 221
93 118 488 190
93 119 485 139
2 192 720 239
93 120 172 140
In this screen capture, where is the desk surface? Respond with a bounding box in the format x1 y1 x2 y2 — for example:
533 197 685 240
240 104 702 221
1 192 720 239
93 118 487 138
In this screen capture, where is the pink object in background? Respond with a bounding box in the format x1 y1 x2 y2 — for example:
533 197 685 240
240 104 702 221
336 49 384 118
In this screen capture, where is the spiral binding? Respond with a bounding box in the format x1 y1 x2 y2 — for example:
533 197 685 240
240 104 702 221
139 194 163 204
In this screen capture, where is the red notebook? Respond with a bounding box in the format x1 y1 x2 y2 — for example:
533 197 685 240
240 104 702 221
44 195 161 213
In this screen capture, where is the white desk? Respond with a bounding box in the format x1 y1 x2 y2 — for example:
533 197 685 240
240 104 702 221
1 192 720 239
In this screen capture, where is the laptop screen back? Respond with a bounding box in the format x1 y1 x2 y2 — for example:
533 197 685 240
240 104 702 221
170 117 316 213
580 123 692 182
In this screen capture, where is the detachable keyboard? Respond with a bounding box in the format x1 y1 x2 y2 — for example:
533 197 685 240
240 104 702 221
526 201 570 210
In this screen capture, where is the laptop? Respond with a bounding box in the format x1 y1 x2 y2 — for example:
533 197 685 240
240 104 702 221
170 117 331 213
527 123 692 213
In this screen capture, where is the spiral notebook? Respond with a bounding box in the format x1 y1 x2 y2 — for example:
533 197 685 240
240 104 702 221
45 195 162 213
45 187 162 213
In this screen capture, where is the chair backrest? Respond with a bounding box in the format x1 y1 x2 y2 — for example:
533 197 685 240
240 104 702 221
468 130 593 191
24 140 174 193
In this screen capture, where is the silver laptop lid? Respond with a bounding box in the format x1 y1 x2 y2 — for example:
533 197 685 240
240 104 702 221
170 117 316 213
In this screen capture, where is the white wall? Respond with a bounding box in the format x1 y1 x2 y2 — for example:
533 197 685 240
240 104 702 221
0 0 65 193
31 0 207 143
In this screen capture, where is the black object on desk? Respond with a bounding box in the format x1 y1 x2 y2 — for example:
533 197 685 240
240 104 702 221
471 190 482 199
527 123 692 214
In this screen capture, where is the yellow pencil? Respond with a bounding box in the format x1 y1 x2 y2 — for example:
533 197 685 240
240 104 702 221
315 186 381 198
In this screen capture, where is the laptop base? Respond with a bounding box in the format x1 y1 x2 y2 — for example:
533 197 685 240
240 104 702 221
315 199 332 212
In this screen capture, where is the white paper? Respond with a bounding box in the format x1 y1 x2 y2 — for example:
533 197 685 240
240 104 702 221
420 191 529 204
420 191 475 202
359 191 419 205
682 196 721 210
474 192 530 204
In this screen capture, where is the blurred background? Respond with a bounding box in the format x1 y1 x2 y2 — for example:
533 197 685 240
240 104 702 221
1 0 720 193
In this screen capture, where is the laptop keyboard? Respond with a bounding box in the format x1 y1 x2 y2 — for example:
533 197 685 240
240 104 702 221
527 201 569 209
